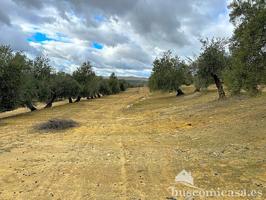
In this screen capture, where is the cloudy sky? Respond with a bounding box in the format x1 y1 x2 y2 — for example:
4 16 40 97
0 0 233 77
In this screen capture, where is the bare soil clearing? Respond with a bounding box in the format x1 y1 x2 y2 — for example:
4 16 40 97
0 87 265 199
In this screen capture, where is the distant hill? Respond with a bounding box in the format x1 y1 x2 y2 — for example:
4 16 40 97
103 76 148 87
117 76 148 81
118 76 148 87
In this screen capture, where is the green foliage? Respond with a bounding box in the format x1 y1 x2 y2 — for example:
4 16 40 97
0 46 26 111
227 0 266 95
19 59 38 106
188 58 213 91
108 73 121 94
223 56 243 95
84 76 100 97
148 51 187 93
119 79 128 92
197 38 228 80
51 72 81 99
73 62 95 85
73 61 96 97
98 78 111 95
197 38 227 99
180 59 194 86
193 74 211 91
0 47 55 111
32 56 54 102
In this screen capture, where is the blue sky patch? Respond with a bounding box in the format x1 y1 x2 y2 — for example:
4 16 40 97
27 32 53 43
27 32 71 43
93 15 106 22
92 42 104 50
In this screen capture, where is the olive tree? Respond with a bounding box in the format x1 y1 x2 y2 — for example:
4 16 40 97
197 38 228 99
0 46 27 111
73 61 96 102
148 51 186 96
108 73 120 94
50 72 81 104
225 0 266 95
31 56 56 108
98 78 111 96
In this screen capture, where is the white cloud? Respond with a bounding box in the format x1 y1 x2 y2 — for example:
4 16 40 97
0 0 234 77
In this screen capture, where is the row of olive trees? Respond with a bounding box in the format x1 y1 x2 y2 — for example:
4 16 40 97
149 0 265 99
0 46 128 112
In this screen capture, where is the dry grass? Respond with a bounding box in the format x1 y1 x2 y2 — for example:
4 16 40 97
0 87 265 199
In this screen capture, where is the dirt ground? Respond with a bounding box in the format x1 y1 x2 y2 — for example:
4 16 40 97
0 87 265 200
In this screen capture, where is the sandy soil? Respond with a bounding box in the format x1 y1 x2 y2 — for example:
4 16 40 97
0 87 265 199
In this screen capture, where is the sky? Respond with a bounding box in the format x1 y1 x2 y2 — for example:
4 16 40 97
0 0 234 77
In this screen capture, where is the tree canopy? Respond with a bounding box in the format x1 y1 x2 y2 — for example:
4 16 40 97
225 0 266 95
197 38 228 99
148 51 190 96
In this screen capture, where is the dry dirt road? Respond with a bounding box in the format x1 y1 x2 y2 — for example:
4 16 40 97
0 87 265 200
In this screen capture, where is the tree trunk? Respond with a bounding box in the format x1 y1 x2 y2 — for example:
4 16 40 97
68 97 73 103
97 93 101 98
25 101 37 112
194 88 200 93
75 96 81 102
176 88 184 96
90 96 94 99
211 73 226 99
45 93 56 108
